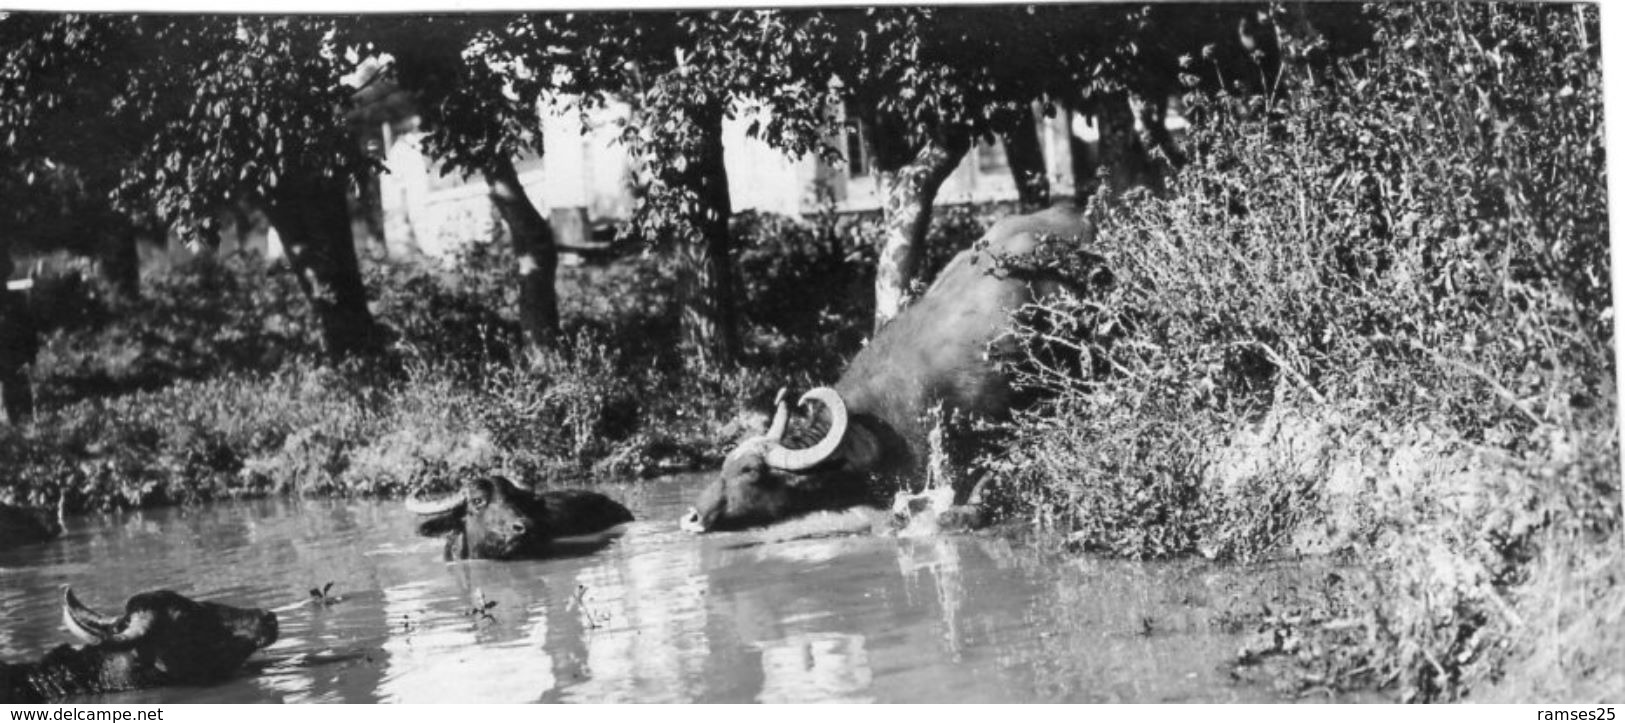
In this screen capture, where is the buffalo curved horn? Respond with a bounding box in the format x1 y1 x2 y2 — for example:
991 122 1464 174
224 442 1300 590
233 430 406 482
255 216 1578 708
765 387 848 472
62 587 152 644
405 486 466 516
765 387 790 442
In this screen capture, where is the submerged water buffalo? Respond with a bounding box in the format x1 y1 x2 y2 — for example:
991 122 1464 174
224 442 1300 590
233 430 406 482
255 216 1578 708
408 476 635 560
0 500 62 551
0 588 278 702
682 203 1101 533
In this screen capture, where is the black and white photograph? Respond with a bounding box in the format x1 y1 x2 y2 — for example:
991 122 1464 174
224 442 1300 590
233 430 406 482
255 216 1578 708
0 2 1618 705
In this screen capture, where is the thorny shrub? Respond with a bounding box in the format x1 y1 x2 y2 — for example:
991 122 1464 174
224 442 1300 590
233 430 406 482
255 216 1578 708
996 3 1615 701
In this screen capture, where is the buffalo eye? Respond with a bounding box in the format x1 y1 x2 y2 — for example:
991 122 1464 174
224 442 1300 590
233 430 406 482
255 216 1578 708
471 496 488 510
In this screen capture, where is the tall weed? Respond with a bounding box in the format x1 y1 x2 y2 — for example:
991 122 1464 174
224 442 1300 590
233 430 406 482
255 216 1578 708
998 3 1616 700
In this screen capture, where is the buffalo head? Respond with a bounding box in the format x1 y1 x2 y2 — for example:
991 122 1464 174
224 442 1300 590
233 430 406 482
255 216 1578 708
0 587 278 702
60 587 278 683
681 388 880 533
408 476 634 560
0 498 64 550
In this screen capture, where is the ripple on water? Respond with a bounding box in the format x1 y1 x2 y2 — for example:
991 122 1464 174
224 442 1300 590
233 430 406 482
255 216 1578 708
0 474 1353 702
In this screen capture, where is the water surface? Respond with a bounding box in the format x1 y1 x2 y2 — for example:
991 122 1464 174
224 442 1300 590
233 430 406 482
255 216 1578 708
2 474 1322 703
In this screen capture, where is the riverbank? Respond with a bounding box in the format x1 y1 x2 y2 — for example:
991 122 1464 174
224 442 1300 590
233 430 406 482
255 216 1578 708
992 4 1619 702
0 238 861 511
0 197 993 513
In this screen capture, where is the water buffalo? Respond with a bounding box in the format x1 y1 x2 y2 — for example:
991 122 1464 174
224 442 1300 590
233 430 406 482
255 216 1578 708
0 500 62 550
682 203 1101 533
408 476 635 560
0 588 279 702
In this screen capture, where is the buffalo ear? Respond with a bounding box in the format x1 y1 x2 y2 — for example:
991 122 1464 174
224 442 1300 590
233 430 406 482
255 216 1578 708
416 510 464 537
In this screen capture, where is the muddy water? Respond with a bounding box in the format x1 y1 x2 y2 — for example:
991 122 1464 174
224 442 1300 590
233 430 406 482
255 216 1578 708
1 474 1316 703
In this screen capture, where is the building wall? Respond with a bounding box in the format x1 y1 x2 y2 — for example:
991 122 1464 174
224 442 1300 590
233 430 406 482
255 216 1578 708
375 103 1081 262
378 122 519 260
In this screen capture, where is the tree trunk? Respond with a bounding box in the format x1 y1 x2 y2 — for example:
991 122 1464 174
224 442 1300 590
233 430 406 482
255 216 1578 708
101 224 140 301
1002 107 1051 211
871 127 971 332
860 111 917 177
1067 105 1097 203
0 240 36 424
1129 91 1186 179
484 156 560 361
263 172 383 359
673 101 740 369
1093 92 1147 198
356 169 389 260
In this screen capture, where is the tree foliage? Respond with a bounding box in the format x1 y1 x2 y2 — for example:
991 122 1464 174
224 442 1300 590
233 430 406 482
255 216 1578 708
339 15 576 356
0 6 1371 355
2 14 387 355
339 16 555 177
0 13 155 292
108 16 370 244
534 10 834 365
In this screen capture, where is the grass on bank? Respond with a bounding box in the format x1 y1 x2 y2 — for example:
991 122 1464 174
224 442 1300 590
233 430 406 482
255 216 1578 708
0 194 995 512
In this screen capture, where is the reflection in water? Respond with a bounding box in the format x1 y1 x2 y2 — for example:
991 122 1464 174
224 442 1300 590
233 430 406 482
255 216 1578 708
758 633 873 703
559 530 710 703
0 474 1342 703
896 536 966 660
376 576 557 703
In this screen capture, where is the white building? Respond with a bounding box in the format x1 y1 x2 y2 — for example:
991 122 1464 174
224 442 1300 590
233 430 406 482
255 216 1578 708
375 101 1084 260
